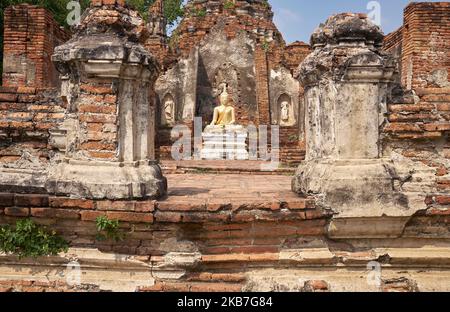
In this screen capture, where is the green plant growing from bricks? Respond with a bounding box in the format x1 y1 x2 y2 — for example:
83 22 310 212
95 216 125 242
0 219 68 258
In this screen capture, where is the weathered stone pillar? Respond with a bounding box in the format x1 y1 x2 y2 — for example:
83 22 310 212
292 14 419 221
47 0 167 199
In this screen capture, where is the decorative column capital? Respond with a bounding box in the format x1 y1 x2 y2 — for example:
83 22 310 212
296 13 395 87
310 13 383 48
53 1 158 82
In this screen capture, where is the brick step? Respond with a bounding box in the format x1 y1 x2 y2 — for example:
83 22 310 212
163 168 296 175
282 156 303 160
281 156 304 160
160 160 297 175
280 147 304 150
280 157 303 160
280 153 305 157
280 151 305 154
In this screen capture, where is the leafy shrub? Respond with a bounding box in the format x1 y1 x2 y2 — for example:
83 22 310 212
95 216 124 242
0 219 68 258
224 1 235 10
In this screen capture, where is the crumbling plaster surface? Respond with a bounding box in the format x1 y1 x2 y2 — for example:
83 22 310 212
244 267 449 292
155 48 199 122
269 67 300 127
0 248 155 292
2 244 450 292
2 55 36 87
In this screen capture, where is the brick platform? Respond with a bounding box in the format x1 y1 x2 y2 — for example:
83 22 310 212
0 173 318 226
161 173 307 209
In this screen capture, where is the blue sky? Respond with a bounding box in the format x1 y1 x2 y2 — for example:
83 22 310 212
271 0 444 43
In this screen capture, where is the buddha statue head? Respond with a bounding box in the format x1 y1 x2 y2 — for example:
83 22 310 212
219 83 229 106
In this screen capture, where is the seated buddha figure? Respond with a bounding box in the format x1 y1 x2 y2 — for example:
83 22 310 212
210 83 236 126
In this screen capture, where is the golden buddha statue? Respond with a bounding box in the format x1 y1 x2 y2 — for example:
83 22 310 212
210 83 236 126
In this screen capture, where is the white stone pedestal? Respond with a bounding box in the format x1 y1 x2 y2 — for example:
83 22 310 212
200 125 249 160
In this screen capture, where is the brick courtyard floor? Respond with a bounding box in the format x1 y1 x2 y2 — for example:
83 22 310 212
158 173 304 207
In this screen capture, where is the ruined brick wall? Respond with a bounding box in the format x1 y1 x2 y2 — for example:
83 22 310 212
283 41 311 74
384 87 450 211
391 2 450 90
0 193 321 254
255 45 271 125
382 2 450 225
172 0 284 59
2 4 70 88
0 188 449 292
73 83 120 161
0 86 65 167
382 2 450 139
383 26 403 56
384 88 450 140
383 26 403 81
145 0 168 68
382 2 450 151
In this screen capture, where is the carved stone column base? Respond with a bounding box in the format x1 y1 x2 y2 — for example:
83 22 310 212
0 168 48 194
292 158 427 218
46 160 167 200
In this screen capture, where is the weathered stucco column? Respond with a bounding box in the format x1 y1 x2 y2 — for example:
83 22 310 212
47 0 167 199
292 14 424 224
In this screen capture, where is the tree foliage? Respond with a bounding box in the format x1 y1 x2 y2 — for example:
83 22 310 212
0 0 185 84
126 0 184 26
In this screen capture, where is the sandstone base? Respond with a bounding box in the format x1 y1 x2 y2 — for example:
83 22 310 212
0 168 48 194
46 160 167 200
292 158 428 219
